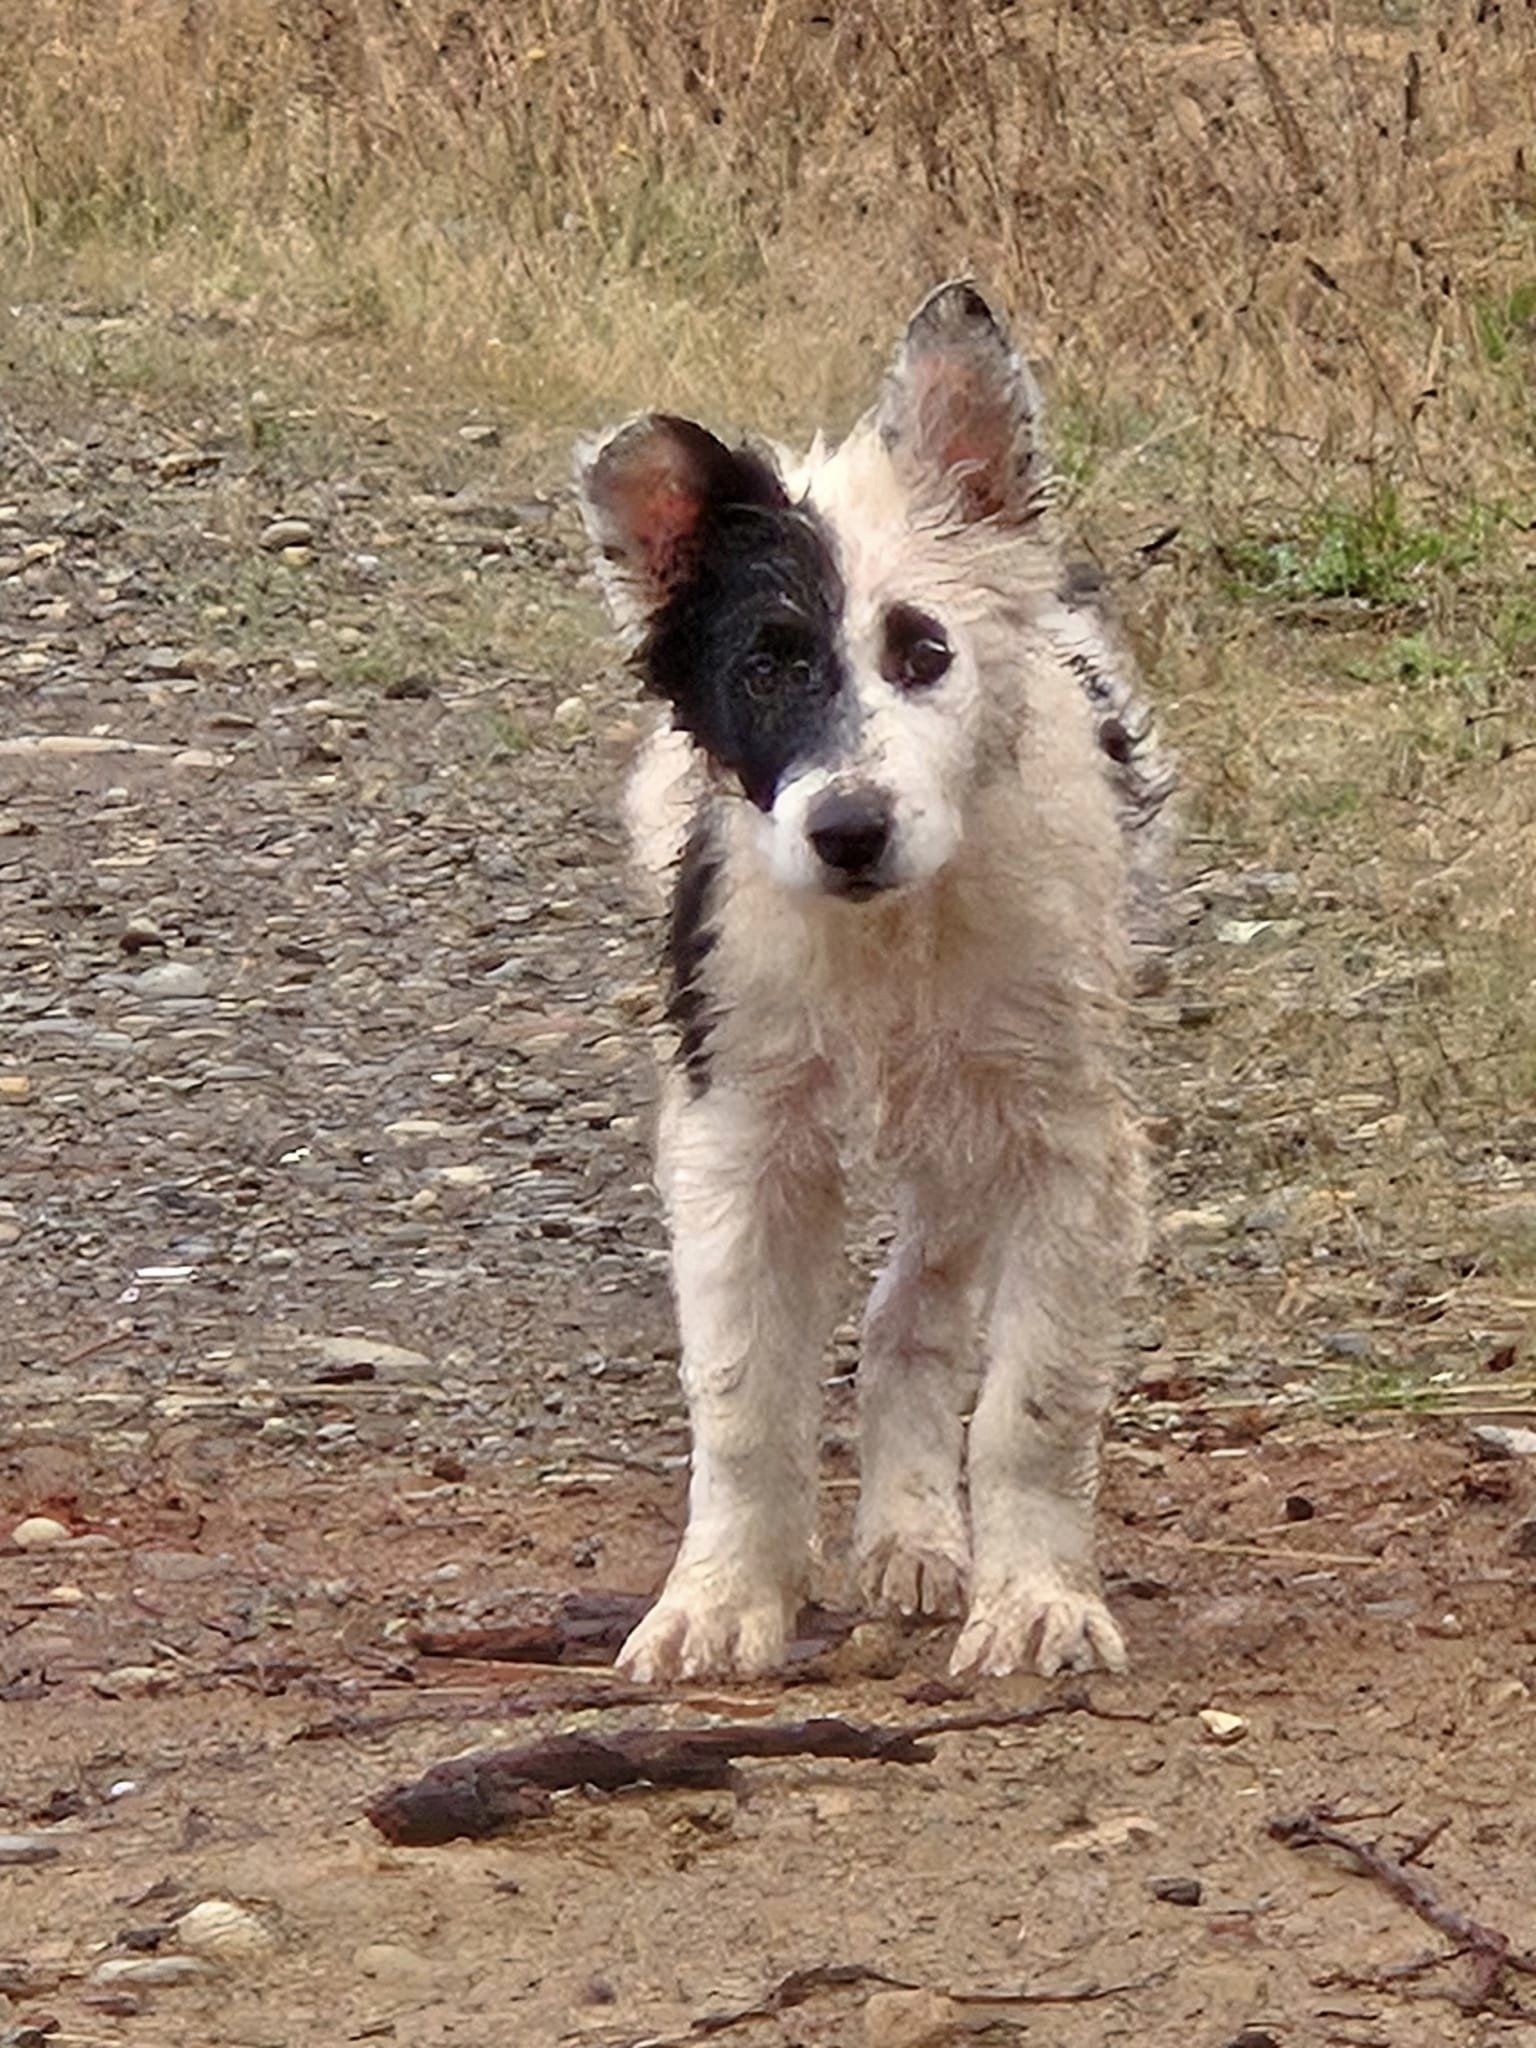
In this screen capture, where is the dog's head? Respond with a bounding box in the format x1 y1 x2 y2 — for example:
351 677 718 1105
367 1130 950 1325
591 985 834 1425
579 282 1049 901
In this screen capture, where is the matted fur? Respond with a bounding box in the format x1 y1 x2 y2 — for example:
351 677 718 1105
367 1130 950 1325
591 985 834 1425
579 282 1172 1681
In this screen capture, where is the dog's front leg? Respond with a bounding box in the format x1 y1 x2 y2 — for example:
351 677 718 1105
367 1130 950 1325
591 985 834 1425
618 1077 844 1683
951 1121 1142 1680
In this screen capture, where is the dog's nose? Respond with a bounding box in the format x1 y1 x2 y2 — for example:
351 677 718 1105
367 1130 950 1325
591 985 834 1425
807 790 892 880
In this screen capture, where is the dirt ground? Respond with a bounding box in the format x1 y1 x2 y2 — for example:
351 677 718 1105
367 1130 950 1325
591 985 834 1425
3 334 1536 2048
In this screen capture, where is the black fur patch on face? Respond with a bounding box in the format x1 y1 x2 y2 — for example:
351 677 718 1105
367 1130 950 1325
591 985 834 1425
666 813 721 1094
641 486 847 811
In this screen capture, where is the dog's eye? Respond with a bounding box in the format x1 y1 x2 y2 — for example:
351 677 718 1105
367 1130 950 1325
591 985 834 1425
882 605 953 691
741 649 780 702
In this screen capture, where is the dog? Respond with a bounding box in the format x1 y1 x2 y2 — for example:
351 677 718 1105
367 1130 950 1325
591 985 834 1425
578 281 1173 1682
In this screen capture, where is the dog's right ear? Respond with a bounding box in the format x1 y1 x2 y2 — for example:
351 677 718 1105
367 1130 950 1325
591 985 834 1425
578 414 785 633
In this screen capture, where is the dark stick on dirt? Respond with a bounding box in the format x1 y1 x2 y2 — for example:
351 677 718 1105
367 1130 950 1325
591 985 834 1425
407 1592 858 1668
1270 1808 1536 2012
408 1590 651 1665
368 1693 1093 1846
592 1960 1149 2048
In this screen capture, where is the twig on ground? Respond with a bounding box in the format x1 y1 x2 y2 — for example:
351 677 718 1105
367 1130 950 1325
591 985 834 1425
407 1593 857 1668
574 1959 1151 2048
1271 1808 1536 2013
293 1680 659 1742
1398 1816 1453 1868
368 1692 1100 1845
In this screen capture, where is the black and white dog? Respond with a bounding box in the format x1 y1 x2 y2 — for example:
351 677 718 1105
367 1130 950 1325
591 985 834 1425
580 283 1172 1681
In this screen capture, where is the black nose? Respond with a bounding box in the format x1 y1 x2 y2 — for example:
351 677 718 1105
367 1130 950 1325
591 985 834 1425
807 790 892 880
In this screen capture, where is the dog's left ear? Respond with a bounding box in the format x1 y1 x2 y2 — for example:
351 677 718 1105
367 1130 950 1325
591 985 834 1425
878 281 1047 524
578 412 786 632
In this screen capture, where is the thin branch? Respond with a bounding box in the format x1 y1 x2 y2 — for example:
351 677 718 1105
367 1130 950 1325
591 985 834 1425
1271 1808 1536 2013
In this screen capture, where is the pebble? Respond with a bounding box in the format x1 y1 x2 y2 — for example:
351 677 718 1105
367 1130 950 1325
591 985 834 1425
1320 1329 1370 1360
176 1899 275 1960
11 1516 70 1548
119 915 166 953
1198 1708 1248 1744
552 695 591 740
1052 1811 1161 1854
92 1956 214 1986
0 1834 61 1866
1161 1206 1231 1245
354 1942 433 1982
0 1074 33 1101
862 1988 961 2048
1470 1424 1536 1460
92 1665 168 1698
259 517 315 551
458 423 501 446
434 1162 492 1187
134 960 210 1000
1149 1875 1203 1905
312 1335 430 1374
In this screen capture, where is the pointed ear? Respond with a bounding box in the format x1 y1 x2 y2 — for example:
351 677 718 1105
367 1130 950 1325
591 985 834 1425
877 281 1047 524
578 413 786 628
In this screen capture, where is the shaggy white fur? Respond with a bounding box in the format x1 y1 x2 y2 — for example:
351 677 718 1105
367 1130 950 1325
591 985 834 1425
579 281 1169 1682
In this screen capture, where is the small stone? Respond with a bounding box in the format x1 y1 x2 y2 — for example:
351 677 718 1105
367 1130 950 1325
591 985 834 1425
92 1956 214 1986
259 517 315 551
1510 1520 1536 1558
134 960 209 1000
459 423 501 446
12 1516 69 1549
383 1117 449 1140
312 1335 430 1374
1283 1494 1316 1522
863 1988 961 2048
139 645 197 679
1162 1206 1231 1245
354 1942 432 1982
1198 1708 1248 1744
1149 1875 1203 1905
175 1899 274 1960
1470 1424 1536 1461
1052 1811 1162 1854
1320 1329 1370 1360
430 1453 467 1483
0 1074 33 1102
0 1834 61 1865
552 695 591 741
92 1665 167 1699
119 916 166 953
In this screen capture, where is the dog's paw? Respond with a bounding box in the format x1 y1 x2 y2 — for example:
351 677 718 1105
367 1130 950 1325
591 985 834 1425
616 1574 793 1683
949 1573 1126 1679
857 1526 969 1620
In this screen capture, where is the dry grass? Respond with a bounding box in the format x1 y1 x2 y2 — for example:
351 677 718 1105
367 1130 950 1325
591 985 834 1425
4 0 1536 1389
4 2 1535 457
